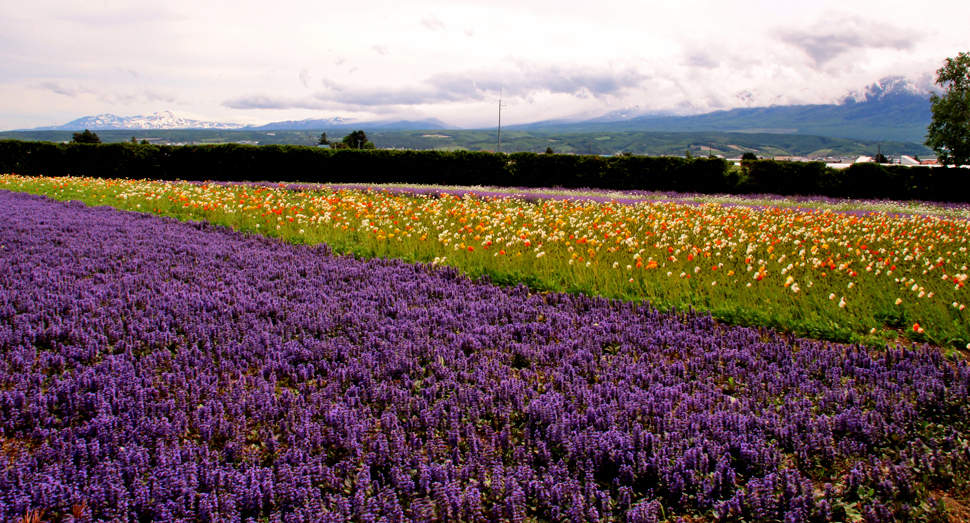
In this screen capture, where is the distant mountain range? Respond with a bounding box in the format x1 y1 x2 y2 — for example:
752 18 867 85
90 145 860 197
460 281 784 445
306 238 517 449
246 116 352 130
507 77 934 143
246 117 457 131
26 111 456 133
22 77 933 143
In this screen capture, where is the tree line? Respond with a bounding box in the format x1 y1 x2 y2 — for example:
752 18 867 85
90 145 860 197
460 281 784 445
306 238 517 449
315 130 375 150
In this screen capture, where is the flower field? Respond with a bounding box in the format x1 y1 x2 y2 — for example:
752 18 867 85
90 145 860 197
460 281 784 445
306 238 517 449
3 174 968 351
2 189 970 521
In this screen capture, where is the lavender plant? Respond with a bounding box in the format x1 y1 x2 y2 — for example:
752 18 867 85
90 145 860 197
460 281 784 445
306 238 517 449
1 191 968 522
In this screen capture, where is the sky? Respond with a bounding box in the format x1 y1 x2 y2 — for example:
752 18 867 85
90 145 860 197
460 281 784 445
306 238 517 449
1 0 967 130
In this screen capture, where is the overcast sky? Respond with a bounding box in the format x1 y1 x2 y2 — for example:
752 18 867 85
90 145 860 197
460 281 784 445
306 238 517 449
1 0 967 130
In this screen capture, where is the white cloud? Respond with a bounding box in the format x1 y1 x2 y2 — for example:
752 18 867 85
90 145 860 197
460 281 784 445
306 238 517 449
0 0 966 130
142 88 179 104
777 13 919 68
31 81 92 98
225 59 648 111
56 6 187 26
31 81 178 105
420 14 446 31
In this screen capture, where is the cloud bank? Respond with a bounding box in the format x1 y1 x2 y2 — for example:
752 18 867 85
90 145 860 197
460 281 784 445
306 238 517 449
224 60 649 111
778 14 919 67
0 0 962 130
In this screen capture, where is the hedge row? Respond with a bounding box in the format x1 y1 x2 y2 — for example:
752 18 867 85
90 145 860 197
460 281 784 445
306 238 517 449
0 141 730 192
740 160 970 203
1 140 967 202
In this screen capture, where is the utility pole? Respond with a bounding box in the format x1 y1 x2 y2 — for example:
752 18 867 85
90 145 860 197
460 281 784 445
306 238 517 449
497 88 507 153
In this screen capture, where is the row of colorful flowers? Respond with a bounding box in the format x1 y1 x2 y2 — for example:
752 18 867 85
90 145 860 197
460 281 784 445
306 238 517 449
2 174 968 349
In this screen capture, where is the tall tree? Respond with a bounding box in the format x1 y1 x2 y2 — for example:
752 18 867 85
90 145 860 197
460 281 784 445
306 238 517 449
317 132 330 145
925 51 970 166
342 130 373 149
72 129 101 144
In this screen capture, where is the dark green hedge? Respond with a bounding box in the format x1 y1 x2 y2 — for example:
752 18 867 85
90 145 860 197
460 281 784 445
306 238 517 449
739 160 969 202
1 140 967 202
0 141 731 193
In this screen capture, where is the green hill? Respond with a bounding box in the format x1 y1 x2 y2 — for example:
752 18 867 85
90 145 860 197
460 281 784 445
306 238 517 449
0 129 931 158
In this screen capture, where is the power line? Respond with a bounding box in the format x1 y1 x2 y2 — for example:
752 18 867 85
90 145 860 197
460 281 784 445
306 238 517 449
497 88 507 153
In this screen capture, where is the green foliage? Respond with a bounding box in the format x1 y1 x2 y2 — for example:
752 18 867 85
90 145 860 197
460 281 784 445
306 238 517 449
739 160 835 196
839 162 897 198
544 146 554 154
741 151 758 161
71 129 101 144
317 132 330 145
342 130 370 149
685 149 693 159
926 51 970 166
1 139 968 202
874 152 889 164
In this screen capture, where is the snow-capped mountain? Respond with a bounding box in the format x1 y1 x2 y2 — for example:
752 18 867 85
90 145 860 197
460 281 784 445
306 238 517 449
837 76 935 105
31 111 245 130
24 112 459 132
